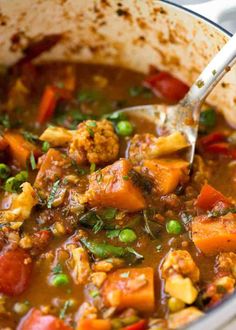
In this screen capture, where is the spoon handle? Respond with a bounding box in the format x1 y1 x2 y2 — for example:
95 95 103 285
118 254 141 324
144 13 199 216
183 32 236 117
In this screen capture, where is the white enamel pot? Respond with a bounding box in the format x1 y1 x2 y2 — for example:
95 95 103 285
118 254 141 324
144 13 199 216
0 0 236 329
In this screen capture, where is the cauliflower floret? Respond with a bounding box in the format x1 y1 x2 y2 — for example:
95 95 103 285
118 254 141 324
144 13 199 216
161 250 200 283
168 307 203 329
128 132 189 164
69 119 119 165
68 246 91 285
0 182 37 224
216 252 236 279
40 126 74 146
161 250 200 304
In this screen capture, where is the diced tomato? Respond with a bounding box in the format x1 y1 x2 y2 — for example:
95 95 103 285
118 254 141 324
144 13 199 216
0 248 33 296
204 142 230 155
37 86 72 124
17 308 73 330
121 320 147 330
196 184 231 211
143 72 189 103
200 132 227 147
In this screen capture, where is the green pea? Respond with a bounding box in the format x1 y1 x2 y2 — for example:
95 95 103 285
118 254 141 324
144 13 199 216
116 120 133 136
119 228 137 243
42 141 50 153
0 163 10 179
51 273 69 287
15 171 28 182
102 207 117 220
199 108 216 127
4 177 18 192
166 220 182 235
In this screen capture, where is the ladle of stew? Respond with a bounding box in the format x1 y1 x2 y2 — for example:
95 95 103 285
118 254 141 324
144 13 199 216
115 32 236 166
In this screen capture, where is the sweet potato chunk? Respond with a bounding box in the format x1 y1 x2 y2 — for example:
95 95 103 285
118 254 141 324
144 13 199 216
192 213 236 255
4 132 40 168
102 267 154 312
84 159 146 212
143 159 189 195
34 148 69 191
77 319 111 330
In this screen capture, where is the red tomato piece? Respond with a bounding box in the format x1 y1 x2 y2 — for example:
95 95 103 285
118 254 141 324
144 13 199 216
205 142 230 155
196 184 231 211
17 308 73 330
143 72 189 103
200 132 226 147
37 86 71 124
0 248 33 296
121 320 147 330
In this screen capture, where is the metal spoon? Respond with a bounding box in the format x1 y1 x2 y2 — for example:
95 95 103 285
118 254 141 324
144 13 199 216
116 32 236 165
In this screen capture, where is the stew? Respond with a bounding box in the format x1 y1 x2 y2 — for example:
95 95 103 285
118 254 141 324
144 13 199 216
0 61 236 330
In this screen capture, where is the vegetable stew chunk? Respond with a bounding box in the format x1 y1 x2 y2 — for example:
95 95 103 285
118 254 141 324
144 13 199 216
4 132 41 168
83 159 146 212
0 248 32 296
69 119 119 165
196 184 231 211
17 308 73 330
102 267 154 312
142 159 189 195
192 213 236 255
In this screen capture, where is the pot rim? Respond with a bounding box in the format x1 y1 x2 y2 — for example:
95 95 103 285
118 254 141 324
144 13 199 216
159 3 235 329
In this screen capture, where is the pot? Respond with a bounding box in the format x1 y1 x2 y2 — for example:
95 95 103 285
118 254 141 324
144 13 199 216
0 1 236 329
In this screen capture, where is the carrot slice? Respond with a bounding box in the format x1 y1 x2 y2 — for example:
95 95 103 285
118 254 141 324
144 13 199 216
4 132 40 168
196 184 231 211
192 214 236 255
102 267 154 312
143 159 189 195
37 86 71 124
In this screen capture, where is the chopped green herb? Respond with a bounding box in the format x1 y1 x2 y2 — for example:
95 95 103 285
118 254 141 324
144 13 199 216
52 263 63 275
71 160 87 175
102 207 117 220
90 163 96 174
77 89 101 103
207 207 236 218
89 289 100 298
200 108 216 128
93 216 104 234
0 163 10 180
47 180 60 209
196 79 204 88
30 151 36 170
95 169 103 183
125 247 143 260
216 285 227 294
87 121 97 127
106 229 121 239
59 300 72 320
4 171 28 193
42 141 50 153
0 114 10 128
87 127 94 137
123 175 129 180
129 85 153 98
212 69 217 76
105 111 127 122
23 131 38 143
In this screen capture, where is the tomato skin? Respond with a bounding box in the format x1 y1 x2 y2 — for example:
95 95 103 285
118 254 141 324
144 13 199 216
121 320 147 330
196 184 231 211
0 248 32 296
17 308 73 330
200 132 226 147
143 72 189 103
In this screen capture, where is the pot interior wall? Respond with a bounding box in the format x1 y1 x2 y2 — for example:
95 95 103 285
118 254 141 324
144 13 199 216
0 0 236 124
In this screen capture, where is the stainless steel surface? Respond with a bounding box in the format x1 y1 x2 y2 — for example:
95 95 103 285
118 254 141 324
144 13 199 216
116 32 236 165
